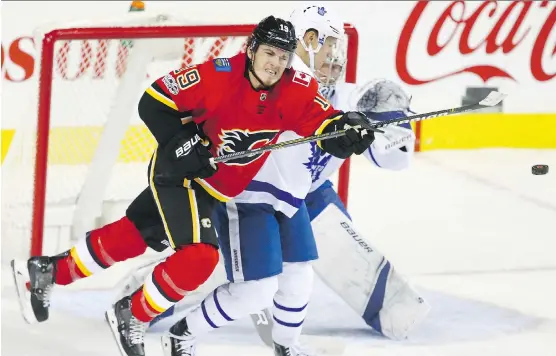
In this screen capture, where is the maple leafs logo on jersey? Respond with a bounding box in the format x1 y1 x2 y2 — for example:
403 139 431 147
304 141 333 182
217 129 279 166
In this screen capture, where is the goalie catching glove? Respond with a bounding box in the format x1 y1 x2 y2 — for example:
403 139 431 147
319 111 376 159
154 127 218 186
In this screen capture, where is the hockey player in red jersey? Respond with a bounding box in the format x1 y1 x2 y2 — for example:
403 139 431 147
11 15 376 356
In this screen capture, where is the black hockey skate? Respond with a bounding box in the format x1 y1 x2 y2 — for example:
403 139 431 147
161 318 197 356
11 256 57 323
274 342 315 356
105 296 148 356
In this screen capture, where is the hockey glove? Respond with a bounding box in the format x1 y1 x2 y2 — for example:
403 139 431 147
320 111 376 159
154 129 218 186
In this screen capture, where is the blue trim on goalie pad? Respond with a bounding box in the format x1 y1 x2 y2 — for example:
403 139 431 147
362 260 391 334
213 201 318 283
305 179 352 221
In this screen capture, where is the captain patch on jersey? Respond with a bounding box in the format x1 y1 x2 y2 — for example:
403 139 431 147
217 129 279 166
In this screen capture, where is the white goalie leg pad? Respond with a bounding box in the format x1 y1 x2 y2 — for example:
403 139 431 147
311 204 430 340
372 267 431 340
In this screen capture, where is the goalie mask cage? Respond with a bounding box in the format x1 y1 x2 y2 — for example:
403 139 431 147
2 15 358 262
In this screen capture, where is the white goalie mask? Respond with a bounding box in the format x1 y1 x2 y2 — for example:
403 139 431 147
316 44 347 100
289 5 345 73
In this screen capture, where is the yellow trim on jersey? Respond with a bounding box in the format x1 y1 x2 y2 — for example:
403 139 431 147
142 285 166 313
70 247 92 277
315 114 343 150
146 86 178 111
149 150 177 249
194 178 231 202
188 189 201 243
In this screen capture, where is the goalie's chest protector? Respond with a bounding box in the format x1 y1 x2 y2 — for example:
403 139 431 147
195 54 297 201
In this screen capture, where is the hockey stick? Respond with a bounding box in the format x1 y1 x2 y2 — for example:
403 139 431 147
247 90 507 347
211 90 507 164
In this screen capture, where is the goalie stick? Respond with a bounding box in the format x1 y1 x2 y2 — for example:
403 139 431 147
211 90 507 164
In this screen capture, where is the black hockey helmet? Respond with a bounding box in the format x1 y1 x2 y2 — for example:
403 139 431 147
252 16 297 53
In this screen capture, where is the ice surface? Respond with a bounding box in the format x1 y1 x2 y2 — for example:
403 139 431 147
2 149 556 355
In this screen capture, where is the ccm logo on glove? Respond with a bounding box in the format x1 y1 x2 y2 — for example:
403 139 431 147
175 134 201 158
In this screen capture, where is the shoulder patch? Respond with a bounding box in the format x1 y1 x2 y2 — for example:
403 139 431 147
292 70 311 87
213 58 231 72
162 74 179 95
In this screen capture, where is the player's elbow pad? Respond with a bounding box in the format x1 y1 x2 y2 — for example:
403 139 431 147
138 91 184 146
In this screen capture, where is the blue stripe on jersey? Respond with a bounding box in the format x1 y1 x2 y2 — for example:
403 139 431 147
245 180 304 208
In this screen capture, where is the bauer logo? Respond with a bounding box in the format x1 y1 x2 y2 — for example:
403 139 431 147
175 134 201 158
340 222 373 253
213 58 231 72
162 74 179 95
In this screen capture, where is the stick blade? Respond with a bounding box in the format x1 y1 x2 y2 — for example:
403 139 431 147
479 91 507 107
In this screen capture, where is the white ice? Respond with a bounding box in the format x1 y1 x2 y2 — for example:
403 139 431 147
2 148 556 356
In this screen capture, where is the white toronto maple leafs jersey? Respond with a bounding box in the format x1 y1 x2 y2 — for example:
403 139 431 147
232 55 316 217
234 56 415 215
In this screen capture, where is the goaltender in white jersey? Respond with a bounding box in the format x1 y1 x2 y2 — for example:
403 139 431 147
122 5 430 349
236 6 430 342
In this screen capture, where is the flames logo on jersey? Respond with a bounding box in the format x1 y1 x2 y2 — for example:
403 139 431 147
216 129 279 166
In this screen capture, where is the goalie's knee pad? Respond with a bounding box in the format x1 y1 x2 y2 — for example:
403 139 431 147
310 204 430 339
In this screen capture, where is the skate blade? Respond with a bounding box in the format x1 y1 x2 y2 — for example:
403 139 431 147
160 335 173 356
11 259 38 324
105 308 130 356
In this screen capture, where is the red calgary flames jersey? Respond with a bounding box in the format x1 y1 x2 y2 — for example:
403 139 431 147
147 53 340 201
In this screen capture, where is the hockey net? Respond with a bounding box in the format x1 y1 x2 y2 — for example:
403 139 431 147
2 14 358 285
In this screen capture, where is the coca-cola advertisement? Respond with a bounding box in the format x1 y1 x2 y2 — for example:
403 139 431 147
1 1 554 147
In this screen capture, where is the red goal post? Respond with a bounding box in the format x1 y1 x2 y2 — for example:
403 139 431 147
27 22 359 257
